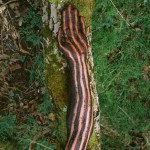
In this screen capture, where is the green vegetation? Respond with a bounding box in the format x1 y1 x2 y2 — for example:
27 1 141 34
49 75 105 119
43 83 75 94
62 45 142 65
0 7 57 150
92 0 150 149
0 115 16 140
19 8 42 46
1 1 149 149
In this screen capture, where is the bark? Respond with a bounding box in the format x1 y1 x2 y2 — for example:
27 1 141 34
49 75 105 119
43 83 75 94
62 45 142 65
42 0 100 149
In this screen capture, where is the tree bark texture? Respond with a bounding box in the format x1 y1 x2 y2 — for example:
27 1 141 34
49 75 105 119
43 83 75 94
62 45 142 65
42 0 100 149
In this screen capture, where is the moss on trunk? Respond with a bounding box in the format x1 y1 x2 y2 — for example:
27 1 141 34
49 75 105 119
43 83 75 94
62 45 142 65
43 0 100 149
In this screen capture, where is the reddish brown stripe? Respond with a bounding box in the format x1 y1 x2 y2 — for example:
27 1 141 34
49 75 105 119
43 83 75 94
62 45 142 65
57 5 93 150
63 11 67 35
65 45 84 146
65 6 86 149
80 57 93 149
61 7 85 149
57 29 80 137
71 8 93 150
66 5 92 150
74 10 88 51
57 30 85 145
80 17 86 35
74 11 93 149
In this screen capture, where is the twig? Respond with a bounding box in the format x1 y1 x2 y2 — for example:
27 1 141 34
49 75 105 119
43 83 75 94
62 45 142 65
26 0 34 7
103 71 121 93
0 0 19 6
100 124 120 137
0 27 3 54
118 106 134 123
92 26 102 33
29 126 53 150
110 0 130 26
29 141 53 150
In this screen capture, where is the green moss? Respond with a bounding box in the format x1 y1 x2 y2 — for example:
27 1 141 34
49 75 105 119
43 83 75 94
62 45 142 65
45 50 69 109
41 25 52 39
48 0 95 26
69 0 95 26
42 25 69 109
48 0 64 5
88 131 101 149
43 25 68 146
57 110 67 145
48 0 59 3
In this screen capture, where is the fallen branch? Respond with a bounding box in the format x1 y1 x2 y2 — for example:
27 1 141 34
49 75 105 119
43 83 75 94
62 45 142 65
29 125 53 150
110 0 130 26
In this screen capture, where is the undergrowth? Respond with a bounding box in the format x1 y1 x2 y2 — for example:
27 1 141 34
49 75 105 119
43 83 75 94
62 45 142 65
19 8 42 46
92 0 150 149
0 115 16 140
0 7 57 150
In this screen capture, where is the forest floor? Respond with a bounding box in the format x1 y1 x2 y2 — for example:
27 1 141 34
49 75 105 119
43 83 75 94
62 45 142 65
0 0 57 150
0 0 150 150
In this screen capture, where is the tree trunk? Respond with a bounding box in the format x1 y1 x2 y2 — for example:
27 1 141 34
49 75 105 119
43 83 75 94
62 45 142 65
42 0 100 149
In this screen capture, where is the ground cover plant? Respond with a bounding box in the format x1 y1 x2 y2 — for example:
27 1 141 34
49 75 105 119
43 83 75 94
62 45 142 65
92 0 150 149
0 1 58 149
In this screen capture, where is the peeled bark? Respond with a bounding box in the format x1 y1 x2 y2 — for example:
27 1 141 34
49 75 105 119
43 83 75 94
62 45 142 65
42 0 100 149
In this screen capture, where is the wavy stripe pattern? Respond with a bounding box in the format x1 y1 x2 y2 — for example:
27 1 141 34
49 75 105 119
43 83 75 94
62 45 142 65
57 5 93 150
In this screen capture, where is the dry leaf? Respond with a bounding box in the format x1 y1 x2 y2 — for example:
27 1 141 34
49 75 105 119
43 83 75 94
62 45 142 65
9 2 20 10
20 49 31 55
31 111 38 116
0 5 6 13
135 27 141 31
48 113 56 121
0 54 9 60
143 66 150 80
9 63 21 72
19 43 31 55
18 18 23 26
10 58 19 63
12 29 20 40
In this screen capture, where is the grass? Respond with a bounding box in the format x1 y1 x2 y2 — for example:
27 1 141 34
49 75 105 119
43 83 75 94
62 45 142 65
92 0 150 149
0 115 16 140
